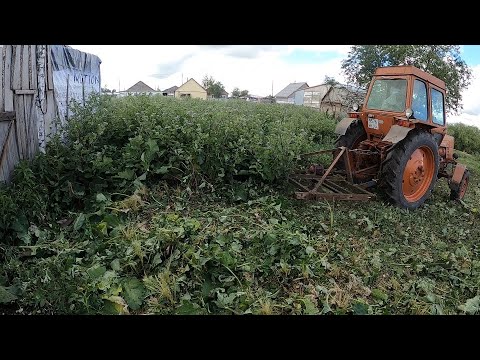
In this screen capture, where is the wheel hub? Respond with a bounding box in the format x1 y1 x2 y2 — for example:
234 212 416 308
402 146 435 202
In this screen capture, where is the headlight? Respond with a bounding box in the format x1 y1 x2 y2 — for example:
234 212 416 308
352 103 359 111
405 108 414 119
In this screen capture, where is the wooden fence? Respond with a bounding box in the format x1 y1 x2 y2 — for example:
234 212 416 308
0 45 57 183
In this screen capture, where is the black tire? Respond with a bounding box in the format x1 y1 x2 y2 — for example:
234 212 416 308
334 120 367 170
334 120 367 149
381 130 439 210
450 169 469 201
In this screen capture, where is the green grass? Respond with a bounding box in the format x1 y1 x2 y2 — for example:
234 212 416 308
1 95 479 315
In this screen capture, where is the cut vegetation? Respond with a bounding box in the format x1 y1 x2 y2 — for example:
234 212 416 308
1 95 479 315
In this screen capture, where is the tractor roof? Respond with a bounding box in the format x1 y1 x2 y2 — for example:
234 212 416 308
374 66 446 90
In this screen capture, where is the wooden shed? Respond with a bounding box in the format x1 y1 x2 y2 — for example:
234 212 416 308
303 83 366 117
0 45 101 183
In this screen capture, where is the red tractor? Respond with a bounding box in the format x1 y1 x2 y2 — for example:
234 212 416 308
290 65 469 210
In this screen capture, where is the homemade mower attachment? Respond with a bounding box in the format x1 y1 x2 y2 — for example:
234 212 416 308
288 147 377 201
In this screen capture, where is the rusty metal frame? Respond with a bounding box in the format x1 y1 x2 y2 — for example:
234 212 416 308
289 146 376 201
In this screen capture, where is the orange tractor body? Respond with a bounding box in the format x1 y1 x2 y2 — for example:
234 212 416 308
290 65 469 209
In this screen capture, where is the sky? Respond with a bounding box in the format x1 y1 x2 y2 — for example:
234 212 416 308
72 45 480 128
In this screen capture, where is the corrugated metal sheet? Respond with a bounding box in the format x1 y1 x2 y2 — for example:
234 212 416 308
294 90 304 105
275 82 308 99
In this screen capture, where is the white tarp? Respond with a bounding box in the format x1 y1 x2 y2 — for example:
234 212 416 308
50 45 101 126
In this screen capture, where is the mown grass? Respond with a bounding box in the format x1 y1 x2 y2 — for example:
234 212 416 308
1 95 479 315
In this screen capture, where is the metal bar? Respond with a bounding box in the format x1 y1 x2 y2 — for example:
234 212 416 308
323 179 352 193
311 147 346 193
288 177 311 192
322 181 348 194
344 149 354 183
353 164 378 175
295 191 373 201
332 178 376 195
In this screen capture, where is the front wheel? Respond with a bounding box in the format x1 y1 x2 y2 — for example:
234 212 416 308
381 131 439 210
334 120 366 170
450 169 469 201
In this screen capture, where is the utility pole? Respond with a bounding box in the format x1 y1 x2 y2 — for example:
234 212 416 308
271 80 273 97
182 73 183 84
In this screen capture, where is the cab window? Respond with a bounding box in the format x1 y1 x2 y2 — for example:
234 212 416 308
431 88 445 125
366 79 407 112
411 80 428 121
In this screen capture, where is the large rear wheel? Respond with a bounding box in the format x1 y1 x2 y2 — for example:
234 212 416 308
381 131 439 210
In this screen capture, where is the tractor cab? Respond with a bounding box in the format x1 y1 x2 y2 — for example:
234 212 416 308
342 65 448 144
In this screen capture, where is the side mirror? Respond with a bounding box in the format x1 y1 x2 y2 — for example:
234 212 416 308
405 108 414 119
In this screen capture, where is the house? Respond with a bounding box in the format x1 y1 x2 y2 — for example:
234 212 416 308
219 89 229 98
275 82 309 104
208 88 229 100
119 81 158 96
162 85 178 96
303 83 366 118
175 78 207 100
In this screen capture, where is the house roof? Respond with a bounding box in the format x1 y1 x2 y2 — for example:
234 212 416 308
275 82 309 98
163 85 178 93
221 88 229 95
125 81 156 93
176 78 207 92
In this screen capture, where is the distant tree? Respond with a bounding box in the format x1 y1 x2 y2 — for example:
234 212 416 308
323 76 339 86
231 87 250 98
202 74 226 98
101 87 112 93
264 95 276 103
341 45 472 114
232 87 241 98
202 75 215 89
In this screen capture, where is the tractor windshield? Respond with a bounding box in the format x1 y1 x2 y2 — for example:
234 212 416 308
366 79 407 112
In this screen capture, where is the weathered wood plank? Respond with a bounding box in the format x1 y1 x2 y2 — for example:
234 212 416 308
46 45 54 90
0 112 16 122
4 46 14 111
0 119 18 184
25 94 38 158
21 45 30 90
14 95 27 160
0 46 4 112
14 89 36 95
44 90 56 139
24 95 31 158
31 95 39 158
12 45 22 90
30 45 37 89
0 121 10 153
3 121 21 183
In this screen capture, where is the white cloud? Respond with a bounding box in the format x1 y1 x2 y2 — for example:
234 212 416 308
450 113 480 128
458 64 480 116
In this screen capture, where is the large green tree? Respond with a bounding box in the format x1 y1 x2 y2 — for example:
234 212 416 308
202 75 227 98
341 45 472 114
